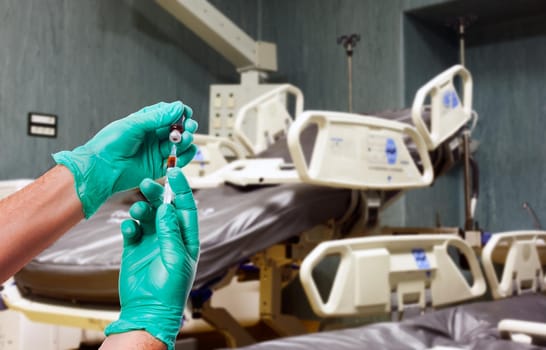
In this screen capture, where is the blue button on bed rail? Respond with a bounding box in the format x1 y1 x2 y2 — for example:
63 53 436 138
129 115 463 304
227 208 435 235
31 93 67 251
412 248 430 269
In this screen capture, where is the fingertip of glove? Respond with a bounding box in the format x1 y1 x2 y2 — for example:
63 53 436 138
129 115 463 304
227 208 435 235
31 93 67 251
185 119 198 133
139 178 157 193
166 167 189 187
180 130 194 147
120 219 138 238
140 177 155 187
129 201 152 220
120 219 133 231
157 202 174 218
166 167 180 178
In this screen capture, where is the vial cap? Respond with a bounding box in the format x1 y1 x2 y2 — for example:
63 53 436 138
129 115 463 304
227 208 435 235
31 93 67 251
169 130 182 143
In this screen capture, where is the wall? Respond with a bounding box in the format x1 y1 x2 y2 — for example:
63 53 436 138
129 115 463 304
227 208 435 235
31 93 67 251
467 14 546 232
402 12 463 227
403 3 546 232
261 0 407 113
0 0 257 179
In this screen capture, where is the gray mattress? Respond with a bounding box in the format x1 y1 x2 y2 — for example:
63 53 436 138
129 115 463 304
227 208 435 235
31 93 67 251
15 182 352 304
234 294 546 350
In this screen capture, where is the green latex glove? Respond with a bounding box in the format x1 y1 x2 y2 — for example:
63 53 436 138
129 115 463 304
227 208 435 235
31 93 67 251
105 168 199 350
53 101 198 218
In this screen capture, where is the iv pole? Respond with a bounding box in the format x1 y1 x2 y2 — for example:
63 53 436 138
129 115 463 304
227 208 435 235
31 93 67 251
337 34 360 113
450 16 478 231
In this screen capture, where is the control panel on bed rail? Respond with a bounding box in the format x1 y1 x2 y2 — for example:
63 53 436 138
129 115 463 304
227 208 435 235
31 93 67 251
287 110 434 190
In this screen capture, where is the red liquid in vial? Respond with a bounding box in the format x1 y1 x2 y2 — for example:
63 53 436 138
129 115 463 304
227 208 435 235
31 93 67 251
167 155 177 168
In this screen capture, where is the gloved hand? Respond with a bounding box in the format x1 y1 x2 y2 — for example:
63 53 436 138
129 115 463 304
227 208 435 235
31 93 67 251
53 101 198 218
105 168 199 350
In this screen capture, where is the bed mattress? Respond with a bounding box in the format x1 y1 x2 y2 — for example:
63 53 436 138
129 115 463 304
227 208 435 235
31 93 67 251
15 182 352 304
233 294 546 350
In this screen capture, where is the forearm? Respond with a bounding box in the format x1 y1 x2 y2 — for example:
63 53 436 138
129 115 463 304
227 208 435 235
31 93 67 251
0 165 84 282
100 331 167 350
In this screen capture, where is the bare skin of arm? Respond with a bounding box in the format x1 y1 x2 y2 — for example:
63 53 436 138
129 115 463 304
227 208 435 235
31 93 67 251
100 331 167 350
0 165 170 348
0 165 84 283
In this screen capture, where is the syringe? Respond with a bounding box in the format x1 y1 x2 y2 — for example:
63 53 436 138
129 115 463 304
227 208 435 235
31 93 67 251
164 115 185 204
163 144 177 204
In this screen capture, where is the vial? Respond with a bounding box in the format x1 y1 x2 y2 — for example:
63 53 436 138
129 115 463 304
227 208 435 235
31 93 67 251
169 116 186 144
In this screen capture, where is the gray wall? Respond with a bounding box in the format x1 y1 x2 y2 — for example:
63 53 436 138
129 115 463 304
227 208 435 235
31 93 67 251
467 14 546 232
262 0 406 112
402 13 463 227
403 6 546 232
0 0 256 179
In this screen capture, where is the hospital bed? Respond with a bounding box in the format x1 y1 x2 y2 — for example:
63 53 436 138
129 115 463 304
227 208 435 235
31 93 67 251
0 65 475 348
182 83 303 184
229 231 546 350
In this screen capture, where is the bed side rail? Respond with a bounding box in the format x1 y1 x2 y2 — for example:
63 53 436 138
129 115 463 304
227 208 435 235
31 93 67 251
299 234 486 318
186 157 299 189
1 280 117 331
482 230 546 300
411 64 473 150
288 110 433 190
498 319 546 346
0 278 233 335
234 84 304 155
182 134 245 182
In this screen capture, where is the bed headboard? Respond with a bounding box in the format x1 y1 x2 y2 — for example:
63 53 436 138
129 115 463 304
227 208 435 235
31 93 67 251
411 64 473 150
299 234 486 318
182 134 245 181
234 84 304 156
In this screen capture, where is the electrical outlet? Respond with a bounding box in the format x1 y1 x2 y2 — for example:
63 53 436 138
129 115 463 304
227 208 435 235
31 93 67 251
28 112 57 138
